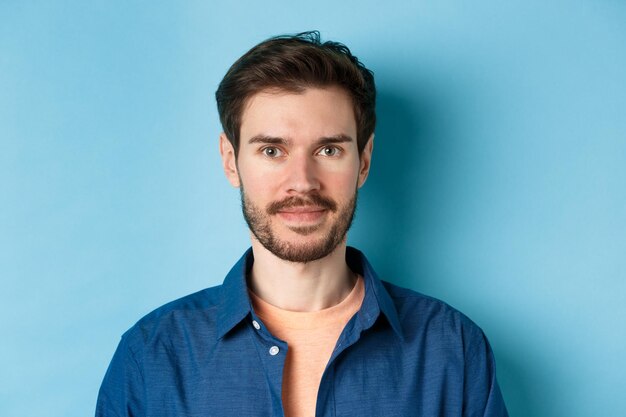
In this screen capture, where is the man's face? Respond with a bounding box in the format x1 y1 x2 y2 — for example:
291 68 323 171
220 86 373 263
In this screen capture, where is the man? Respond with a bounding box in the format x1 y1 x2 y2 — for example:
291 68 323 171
96 31 508 417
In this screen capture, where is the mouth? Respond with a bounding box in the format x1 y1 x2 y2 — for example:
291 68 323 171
276 206 327 223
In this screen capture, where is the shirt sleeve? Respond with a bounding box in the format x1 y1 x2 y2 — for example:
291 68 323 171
463 327 509 417
96 334 146 417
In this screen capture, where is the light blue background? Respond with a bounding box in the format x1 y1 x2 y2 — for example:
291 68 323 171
2 1 625 416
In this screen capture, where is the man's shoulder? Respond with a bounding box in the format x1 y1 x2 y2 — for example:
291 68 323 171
138 284 223 322
121 284 224 352
379 280 486 342
381 279 461 315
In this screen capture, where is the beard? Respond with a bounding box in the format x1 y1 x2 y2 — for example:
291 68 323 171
240 187 357 263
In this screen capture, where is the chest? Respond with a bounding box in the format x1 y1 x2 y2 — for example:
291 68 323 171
139 326 465 417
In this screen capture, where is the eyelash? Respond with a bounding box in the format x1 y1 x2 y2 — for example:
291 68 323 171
261 147 283 158
317 146 342 157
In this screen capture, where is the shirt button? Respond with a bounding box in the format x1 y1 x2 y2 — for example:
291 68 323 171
269 346 280 356
252 320 261 330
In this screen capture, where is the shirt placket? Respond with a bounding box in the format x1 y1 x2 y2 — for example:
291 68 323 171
314 313 371 417
249 313 289 417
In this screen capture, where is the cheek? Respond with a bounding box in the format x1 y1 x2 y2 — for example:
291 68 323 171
321 168 360 196
239 167 276 199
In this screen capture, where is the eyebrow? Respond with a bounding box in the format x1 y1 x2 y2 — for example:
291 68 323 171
247 134 354 146
248 135 290 146
317 134 354 145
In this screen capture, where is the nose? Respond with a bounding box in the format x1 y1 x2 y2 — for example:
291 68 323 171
284 153 321 194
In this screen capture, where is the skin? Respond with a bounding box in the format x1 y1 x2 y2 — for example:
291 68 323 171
220 86 373 312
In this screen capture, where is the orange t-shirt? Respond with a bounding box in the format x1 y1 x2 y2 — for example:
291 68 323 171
249 276 365 417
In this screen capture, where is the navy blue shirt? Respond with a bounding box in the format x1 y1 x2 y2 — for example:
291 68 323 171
96 247 508 416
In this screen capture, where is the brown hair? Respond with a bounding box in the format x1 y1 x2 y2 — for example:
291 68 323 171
215 31 376 156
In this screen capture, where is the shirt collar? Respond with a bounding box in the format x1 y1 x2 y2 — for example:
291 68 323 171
215 247 254 339
345 246 405 341
216 246 404 341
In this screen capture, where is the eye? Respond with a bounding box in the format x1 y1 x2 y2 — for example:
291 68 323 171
318 146 342 157
261 146 283 158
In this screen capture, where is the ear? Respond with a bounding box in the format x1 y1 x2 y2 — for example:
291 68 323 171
219 133 241 188
357 134 374 188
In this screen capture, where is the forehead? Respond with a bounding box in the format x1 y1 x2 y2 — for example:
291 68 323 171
240 86 357 142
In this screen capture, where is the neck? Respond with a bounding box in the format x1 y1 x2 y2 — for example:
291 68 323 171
248 238 356 312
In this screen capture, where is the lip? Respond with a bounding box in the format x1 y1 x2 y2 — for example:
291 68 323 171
276 207 327 222
277 206 327 214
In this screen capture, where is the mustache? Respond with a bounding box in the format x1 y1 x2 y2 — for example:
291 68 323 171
266 194 338 215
